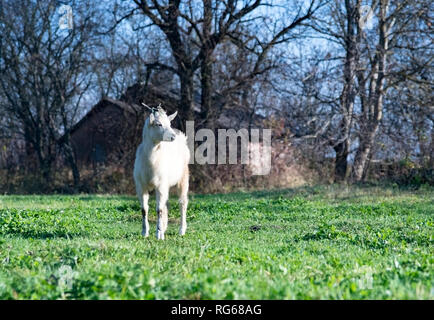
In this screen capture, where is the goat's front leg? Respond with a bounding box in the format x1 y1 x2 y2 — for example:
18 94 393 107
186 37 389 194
141 192 149 237
156 185 169 240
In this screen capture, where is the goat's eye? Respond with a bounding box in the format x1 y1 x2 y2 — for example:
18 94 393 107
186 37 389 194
156 123 162 127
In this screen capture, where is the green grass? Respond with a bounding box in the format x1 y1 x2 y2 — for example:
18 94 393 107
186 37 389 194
0 184 433 299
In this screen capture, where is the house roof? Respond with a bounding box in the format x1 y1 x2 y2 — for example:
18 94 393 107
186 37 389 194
63 97 141 140
104 97 141 114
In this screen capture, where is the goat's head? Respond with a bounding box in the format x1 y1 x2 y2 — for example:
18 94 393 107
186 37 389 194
142 103 178 143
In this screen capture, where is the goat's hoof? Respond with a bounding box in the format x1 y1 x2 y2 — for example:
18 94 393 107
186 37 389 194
141 231 149 237
156 231 165 240
179 228 186 236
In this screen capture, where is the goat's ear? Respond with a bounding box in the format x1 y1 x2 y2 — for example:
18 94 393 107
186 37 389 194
149 113 155 124
168 111 178 122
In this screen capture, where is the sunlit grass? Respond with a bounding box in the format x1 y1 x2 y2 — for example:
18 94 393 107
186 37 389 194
0 184 433 299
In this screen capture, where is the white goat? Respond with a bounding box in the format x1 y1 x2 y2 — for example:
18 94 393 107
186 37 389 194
133 104 190 240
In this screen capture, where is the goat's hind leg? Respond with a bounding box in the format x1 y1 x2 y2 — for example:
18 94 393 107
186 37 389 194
178 167 189 236
141 192 150 237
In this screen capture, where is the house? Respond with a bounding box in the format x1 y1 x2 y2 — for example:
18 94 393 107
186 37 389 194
69 98 141 167
69 84 179 169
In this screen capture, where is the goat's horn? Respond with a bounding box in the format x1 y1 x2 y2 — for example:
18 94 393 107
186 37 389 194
141 102 152 110
141 102 157 113
156 103 164 113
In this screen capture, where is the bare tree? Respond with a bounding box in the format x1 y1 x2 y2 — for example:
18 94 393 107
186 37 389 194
352 0 432 181
0 0 100 187
310 0 432 182
113 0 324 129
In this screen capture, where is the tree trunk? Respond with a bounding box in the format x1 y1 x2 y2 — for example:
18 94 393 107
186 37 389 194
63 139 80 188
333 0 359 183
39 156 53 186
352 0 390 182
200 0 214 129
179 70 194 130
429 129 434 169
353 125 379 181
334 139 351 182
201 55 214 128
60 100 81 189
31 129 54 186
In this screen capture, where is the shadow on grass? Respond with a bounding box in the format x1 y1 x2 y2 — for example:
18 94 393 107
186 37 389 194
2 231 85 240
75 195 136 202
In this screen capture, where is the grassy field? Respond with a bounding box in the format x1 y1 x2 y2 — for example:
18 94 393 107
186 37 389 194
0 184 432 299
